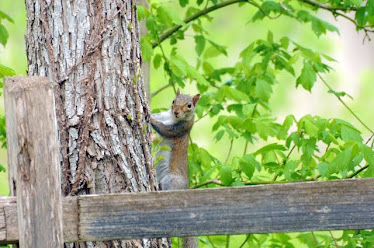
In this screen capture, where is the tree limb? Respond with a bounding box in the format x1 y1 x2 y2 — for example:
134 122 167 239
152 0 248 48
298 0 357 11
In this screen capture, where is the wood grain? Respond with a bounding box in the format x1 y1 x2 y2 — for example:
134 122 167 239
0 197 17 244
1 178 374 244
4 77 64 247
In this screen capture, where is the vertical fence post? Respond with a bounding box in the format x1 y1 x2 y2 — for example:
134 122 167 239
4 77 63 247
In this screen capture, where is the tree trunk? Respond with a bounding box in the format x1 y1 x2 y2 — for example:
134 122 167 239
22 0 168 247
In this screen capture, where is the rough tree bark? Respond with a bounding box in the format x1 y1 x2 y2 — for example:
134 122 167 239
17 0 168 247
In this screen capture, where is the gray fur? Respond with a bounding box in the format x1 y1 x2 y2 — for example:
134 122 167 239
151 92 200 248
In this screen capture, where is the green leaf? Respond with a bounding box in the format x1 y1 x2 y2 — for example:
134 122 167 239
296 60 316 92
299 115 319 138
224 124 238 139
137 5 149 20
359 144 374 177
0 164 6 173
283 160 298 180
0 64 16 78
242 104 256 116
341 125 363 142
255 79 272 101
304 119 319 138
222 86 250 102
153 54 162 69
0 11 14 23
327 146 354 176
179 0 189 7
214 129 225 142
253 143 286 156
157 6 185 26
207 40 227 56
301 138 317 164
318 162 328 177
146 16 158 32
368 0 374 15
280 37 289 50
170 54 188 77
220 165 234 186
277 115 294 140
202 61 214 75
240 154 260 179
355 7 367 27
140 36 153 62
186 65 209 86
267 30 273 43
297 10 339 36
311 17 339 37
328 89 353 99
194 35 205 56
212 115 227 131
0 24 9 47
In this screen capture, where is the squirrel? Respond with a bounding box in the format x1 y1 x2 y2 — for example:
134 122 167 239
150 88 200 190
150 88 200 248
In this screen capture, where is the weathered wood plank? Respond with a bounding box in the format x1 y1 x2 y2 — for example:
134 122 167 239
4 77 64 247
0 197 78 244
63 197 79 242
0 204 5 241
0 178 374 244
78 178 374 241
0 196 17 244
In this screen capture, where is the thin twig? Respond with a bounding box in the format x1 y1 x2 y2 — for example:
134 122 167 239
226 235 230 248
192 179 223 189
244 179 314 185
151 83 172 98
348 164 369 178
333 11 374 33
329 230 340 248
225 139 234 164
243 141 249 156
365 133 374 145
239 234 251 248
318 73 374 134
311 231 319 245
299 0 357 11
194 112 209 123
207 236 218 248
152 0 247 48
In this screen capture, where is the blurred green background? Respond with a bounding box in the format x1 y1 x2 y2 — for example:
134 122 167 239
1 0 374 195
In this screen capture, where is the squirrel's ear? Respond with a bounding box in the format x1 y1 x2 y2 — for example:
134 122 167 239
193 94 200 106
176 88 181 96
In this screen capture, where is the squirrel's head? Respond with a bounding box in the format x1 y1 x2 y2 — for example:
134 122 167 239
171 88 200 121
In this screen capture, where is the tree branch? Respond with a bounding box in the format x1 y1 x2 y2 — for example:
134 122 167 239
151 83 172 98
348 164 369 178
318 73 374 134
239 234 251 248
298 0 357 11
152 0 248 48
192 179 223 188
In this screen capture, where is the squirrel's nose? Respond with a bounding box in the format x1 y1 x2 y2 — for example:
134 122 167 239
174 111 179 116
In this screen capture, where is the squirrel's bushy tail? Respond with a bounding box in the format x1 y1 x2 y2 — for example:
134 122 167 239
183 237 199 248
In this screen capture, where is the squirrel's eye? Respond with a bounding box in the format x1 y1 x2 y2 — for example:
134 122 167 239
187 103 192 108
172 100 175 104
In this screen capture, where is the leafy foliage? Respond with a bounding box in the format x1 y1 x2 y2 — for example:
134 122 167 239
0 9 14 173
143 0 374 246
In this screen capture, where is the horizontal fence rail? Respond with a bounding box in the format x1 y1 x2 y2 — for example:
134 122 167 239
1 178 374 244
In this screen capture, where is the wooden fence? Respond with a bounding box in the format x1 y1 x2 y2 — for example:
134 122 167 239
1 77 374 247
